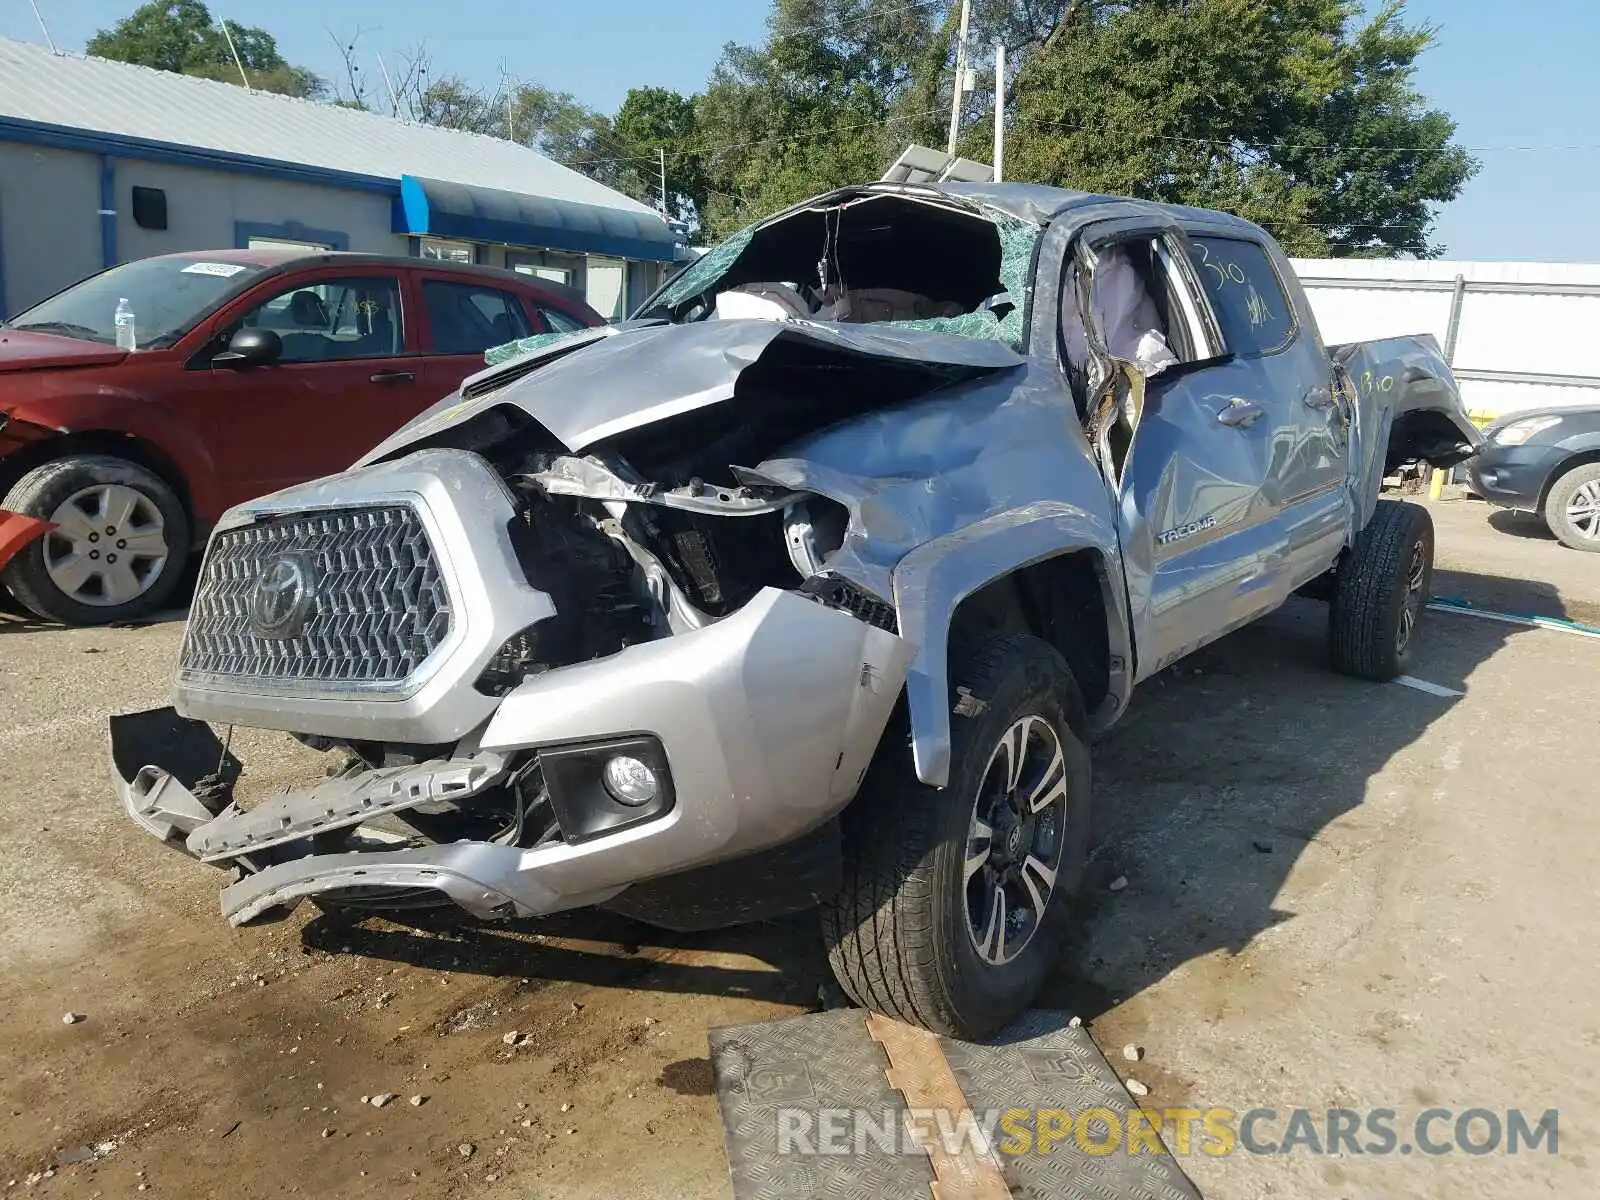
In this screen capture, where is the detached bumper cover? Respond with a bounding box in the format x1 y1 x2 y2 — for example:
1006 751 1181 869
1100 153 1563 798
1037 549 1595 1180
111 588 911 926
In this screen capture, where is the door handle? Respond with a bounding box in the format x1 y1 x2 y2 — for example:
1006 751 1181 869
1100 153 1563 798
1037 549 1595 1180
370 369 416 384
1216 398 1265 428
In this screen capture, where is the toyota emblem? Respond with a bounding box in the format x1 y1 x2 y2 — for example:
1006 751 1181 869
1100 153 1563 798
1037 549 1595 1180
248 554 316 638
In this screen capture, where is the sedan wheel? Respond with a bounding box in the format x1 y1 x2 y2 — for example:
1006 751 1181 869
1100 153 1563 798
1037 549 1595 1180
0 455 190 625
44 483 171 608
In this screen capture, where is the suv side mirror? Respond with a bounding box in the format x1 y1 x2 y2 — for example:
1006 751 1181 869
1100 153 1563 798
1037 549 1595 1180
214 327 281 368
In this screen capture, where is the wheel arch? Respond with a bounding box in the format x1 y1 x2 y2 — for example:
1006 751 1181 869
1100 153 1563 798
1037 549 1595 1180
1537 444 1600 511
0 431 199 544
891 503 1131 788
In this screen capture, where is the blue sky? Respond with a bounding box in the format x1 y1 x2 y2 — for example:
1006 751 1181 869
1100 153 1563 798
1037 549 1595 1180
4 0 1597 261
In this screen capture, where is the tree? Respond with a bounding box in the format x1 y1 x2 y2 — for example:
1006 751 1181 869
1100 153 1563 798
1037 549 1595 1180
611 88 707 228
693 0 956 238
682 0 1471 255
1004 0 1477 256
88 1 324 98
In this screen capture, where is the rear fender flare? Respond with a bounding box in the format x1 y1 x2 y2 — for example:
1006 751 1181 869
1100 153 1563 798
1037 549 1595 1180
891 503 1129 788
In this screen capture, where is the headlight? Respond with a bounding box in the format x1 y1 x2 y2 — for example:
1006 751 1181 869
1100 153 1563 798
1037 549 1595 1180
1492 415 1561 446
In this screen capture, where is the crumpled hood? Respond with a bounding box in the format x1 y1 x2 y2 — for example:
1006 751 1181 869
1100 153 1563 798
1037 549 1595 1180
361 318 1024 463
0 329 127 372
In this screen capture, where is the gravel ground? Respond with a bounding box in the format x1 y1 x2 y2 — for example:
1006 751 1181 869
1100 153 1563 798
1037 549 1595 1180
0 494 1593 1198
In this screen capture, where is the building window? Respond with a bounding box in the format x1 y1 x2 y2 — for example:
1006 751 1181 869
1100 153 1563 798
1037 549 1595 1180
247 236 331 252
507 250 584 288
586 256 627 321
419 238 475 264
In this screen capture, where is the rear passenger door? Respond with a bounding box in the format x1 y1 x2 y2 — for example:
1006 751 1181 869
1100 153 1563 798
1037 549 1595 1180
415 274 534 396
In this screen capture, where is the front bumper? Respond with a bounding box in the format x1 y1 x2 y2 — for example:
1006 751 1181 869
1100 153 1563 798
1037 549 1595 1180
1465 443 1565 509
113 588 911 926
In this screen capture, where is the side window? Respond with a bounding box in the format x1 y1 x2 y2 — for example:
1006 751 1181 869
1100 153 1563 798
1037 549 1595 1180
1187 236 1296 357
422 280 532 355
237 276 402 363
537 305 588 334
1065 236 1205 380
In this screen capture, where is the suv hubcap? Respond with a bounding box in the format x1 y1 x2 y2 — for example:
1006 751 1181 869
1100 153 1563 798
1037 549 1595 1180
1567 480 1600 540
964 715 1070 966
43 484 168 607
1396 542 1427 654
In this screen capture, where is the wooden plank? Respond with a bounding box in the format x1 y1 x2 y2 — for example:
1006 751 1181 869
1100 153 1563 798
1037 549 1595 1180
866 1012 1012 1200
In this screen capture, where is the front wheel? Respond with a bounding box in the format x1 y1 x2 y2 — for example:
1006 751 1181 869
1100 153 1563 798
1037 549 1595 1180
0 455 190 625
1543 461 1600 552
820 633 1092 1038
1329 499 1434 681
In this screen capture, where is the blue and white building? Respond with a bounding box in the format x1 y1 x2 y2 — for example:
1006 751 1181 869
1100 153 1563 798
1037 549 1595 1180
0 37 681 318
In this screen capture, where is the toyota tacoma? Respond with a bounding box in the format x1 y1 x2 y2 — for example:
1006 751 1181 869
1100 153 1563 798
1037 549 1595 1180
111 182 1480 1037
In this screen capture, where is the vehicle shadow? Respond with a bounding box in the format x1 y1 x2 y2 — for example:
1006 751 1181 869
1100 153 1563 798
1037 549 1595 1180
299 567 1540 1025
1039 571 1538 1022
1486 508 1555 542
300 904 825 1010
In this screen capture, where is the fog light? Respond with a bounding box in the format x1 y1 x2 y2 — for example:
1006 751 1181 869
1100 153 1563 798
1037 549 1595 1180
602 755 659 806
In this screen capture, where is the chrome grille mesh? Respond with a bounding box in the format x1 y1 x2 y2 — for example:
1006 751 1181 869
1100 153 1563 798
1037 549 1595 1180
179 505 452 689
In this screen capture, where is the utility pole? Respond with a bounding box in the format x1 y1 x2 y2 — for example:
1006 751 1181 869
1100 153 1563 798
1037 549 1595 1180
993 43 1006 182
28 1 58 54
375 51 400 118
658 148 669 217
218 19 252 91
945 0 972 156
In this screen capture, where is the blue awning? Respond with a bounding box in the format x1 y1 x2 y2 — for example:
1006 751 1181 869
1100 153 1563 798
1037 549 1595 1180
396 175 680 263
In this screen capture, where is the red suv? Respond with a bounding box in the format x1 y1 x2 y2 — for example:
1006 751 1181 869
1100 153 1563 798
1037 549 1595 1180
0 249 602 624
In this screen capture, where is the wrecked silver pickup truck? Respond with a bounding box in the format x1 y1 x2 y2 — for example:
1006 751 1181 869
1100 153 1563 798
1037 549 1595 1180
111 182 1480 1037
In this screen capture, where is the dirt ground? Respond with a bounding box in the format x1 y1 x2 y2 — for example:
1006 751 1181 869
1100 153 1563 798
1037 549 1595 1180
0 494 1595 1199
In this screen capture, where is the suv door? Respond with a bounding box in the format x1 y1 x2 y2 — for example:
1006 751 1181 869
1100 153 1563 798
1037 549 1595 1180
190 267 433 505
1064 222 1343 676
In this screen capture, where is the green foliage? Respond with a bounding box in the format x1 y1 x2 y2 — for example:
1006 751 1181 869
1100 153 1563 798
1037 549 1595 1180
1006 0 1476 256
88 1 325 98
686 0 1472 255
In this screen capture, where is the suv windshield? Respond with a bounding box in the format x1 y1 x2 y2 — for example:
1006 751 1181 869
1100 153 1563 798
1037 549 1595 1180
6 256 269 349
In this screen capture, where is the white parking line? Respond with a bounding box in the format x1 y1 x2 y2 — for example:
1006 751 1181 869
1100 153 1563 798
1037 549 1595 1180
1394 675 1465 698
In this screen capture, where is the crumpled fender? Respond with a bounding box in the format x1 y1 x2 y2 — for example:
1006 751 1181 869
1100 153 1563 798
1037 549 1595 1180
892 503 1129 788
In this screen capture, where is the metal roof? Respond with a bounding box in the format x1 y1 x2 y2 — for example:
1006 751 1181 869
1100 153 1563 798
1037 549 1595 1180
0 37 657 219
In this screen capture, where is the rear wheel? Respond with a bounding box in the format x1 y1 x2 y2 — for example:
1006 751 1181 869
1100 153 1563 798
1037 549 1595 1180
1543 461 1600 552
1329 499 1433 681
820 632 1091 1038
0 455 190 625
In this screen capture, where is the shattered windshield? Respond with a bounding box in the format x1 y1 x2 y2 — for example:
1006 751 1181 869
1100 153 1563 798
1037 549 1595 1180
634 194 1041 353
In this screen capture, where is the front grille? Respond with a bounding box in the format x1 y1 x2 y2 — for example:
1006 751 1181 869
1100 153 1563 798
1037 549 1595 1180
179 505 453 690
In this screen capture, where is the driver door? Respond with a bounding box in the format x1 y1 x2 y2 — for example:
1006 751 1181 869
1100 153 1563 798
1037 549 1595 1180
185 267 432 508
1065 222 1292 678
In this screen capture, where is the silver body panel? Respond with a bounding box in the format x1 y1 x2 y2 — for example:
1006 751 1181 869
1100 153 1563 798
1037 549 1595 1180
115 589 911 925
173 450 555 745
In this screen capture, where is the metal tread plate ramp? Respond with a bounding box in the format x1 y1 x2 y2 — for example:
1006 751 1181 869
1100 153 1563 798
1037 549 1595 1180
710 1009 1202 1199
